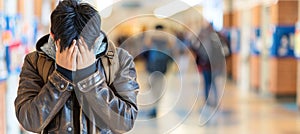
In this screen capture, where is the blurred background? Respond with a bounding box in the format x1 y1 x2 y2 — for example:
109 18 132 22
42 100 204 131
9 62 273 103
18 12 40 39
1 0 300 133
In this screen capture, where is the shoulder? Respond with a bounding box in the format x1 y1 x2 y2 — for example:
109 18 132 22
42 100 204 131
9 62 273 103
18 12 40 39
25 51 49 61
20 51 40 70
116 47 131 56
24 51 50 66
104 41 131 59
105 42 134 64
116 48 134 62
24 51 39 62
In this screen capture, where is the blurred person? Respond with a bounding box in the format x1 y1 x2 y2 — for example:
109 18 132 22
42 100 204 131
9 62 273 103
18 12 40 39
116 34 129 47
119 25 148 59
145 24 174 74
142 24 174 118
191 23 224 108
134 25 148 60
14 0 139 133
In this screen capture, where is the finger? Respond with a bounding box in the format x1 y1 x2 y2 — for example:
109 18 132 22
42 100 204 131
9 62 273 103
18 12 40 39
68 40 76 58
68 40 76 53
77 47 83 64
71 45 78 60
78 39 85 54
72 46 78 71
79 37 95 60
77 39 82 49
80 37 89 51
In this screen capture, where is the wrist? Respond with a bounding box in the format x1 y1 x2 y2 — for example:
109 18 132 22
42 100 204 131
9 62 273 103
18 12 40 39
56 64 74 81
75 62 97 82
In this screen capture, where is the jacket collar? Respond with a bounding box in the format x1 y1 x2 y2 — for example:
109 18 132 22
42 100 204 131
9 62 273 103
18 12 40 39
36 34 50 52
101 41 116 62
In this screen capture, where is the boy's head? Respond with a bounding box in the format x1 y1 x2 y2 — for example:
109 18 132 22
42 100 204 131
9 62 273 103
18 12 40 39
50 0 101 52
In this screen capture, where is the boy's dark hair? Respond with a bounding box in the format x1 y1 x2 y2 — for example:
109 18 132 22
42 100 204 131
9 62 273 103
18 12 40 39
51 0 101 52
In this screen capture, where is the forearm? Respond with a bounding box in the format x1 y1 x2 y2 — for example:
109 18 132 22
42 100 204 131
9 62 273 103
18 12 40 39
15 70 73 132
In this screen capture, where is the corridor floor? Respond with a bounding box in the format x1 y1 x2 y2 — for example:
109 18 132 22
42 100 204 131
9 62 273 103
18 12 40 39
129 61 300 134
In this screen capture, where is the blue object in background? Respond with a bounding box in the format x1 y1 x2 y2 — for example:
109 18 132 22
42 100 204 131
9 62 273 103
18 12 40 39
4 15 20 38
225 29 231 46
220 28 231 45
230 28 241 54
5 16 14 36
33 19 38 45
250 28 261 55
5 45 10 74
270 26 295 57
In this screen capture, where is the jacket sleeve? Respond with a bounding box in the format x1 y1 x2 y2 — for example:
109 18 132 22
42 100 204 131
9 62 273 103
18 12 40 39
14 52 73 133
75 49 139 133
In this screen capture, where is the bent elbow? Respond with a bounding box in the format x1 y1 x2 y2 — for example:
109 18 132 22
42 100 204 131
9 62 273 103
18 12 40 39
114 111 138 133
17 117 43 133
15 108 43 133
115 119 135 133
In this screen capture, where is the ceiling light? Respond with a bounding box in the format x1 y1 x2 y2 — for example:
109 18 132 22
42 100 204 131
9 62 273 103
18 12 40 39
153 0 202 18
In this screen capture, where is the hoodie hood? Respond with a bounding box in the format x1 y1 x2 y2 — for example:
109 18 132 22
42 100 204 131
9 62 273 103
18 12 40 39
36 34 108 60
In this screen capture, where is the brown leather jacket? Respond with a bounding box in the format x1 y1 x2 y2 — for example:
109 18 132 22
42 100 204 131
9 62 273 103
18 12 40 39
14 35 139 134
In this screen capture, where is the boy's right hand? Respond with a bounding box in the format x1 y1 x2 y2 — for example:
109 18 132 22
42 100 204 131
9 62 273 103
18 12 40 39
56 40 78 71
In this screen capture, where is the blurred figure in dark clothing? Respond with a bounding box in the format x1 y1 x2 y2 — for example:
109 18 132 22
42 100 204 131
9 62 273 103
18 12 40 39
192 23 225 107
142 24 174 118
116 34 128 46
145 24 173 74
